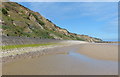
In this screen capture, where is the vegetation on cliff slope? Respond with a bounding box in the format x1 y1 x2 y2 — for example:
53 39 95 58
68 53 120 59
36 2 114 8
1 2 102 42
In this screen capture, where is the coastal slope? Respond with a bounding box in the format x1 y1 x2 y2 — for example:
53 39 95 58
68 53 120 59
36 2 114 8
1 2 102 42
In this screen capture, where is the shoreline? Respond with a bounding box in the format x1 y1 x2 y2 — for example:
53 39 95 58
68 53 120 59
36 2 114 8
2 41 118 64
2 40 88 63
2 40 119 63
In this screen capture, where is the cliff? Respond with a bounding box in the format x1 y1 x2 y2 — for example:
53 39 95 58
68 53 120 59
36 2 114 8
1 2 102 42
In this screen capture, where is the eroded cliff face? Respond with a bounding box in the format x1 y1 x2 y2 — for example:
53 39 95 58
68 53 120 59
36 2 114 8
1 2 102 42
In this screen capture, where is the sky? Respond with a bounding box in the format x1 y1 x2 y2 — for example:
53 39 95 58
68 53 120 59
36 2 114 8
9 0 119 2
14 2 118 41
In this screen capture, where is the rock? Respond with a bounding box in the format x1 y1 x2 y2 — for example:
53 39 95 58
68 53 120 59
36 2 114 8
29 14 36 21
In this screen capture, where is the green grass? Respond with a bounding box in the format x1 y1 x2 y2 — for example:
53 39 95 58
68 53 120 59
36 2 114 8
2 43 58 50
2 8 8 15
31 13 45 25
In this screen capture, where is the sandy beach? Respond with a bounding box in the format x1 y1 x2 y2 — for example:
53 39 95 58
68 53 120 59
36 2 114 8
2 41 118 75
77 43 118 61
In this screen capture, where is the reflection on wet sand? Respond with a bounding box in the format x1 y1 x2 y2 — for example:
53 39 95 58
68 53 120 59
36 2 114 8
2 44 118 75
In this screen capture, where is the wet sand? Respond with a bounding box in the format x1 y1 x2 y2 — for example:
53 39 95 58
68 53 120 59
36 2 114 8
77 43 118 61
2 43 118 75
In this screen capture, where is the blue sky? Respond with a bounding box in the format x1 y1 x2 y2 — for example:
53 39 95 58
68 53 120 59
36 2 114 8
17 2 118 41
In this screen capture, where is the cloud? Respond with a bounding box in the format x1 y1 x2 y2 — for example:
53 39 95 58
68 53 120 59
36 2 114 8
9 0 119 2
24 2 118 28
9 2 118 40
75 2 118 34
103 18 118 33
